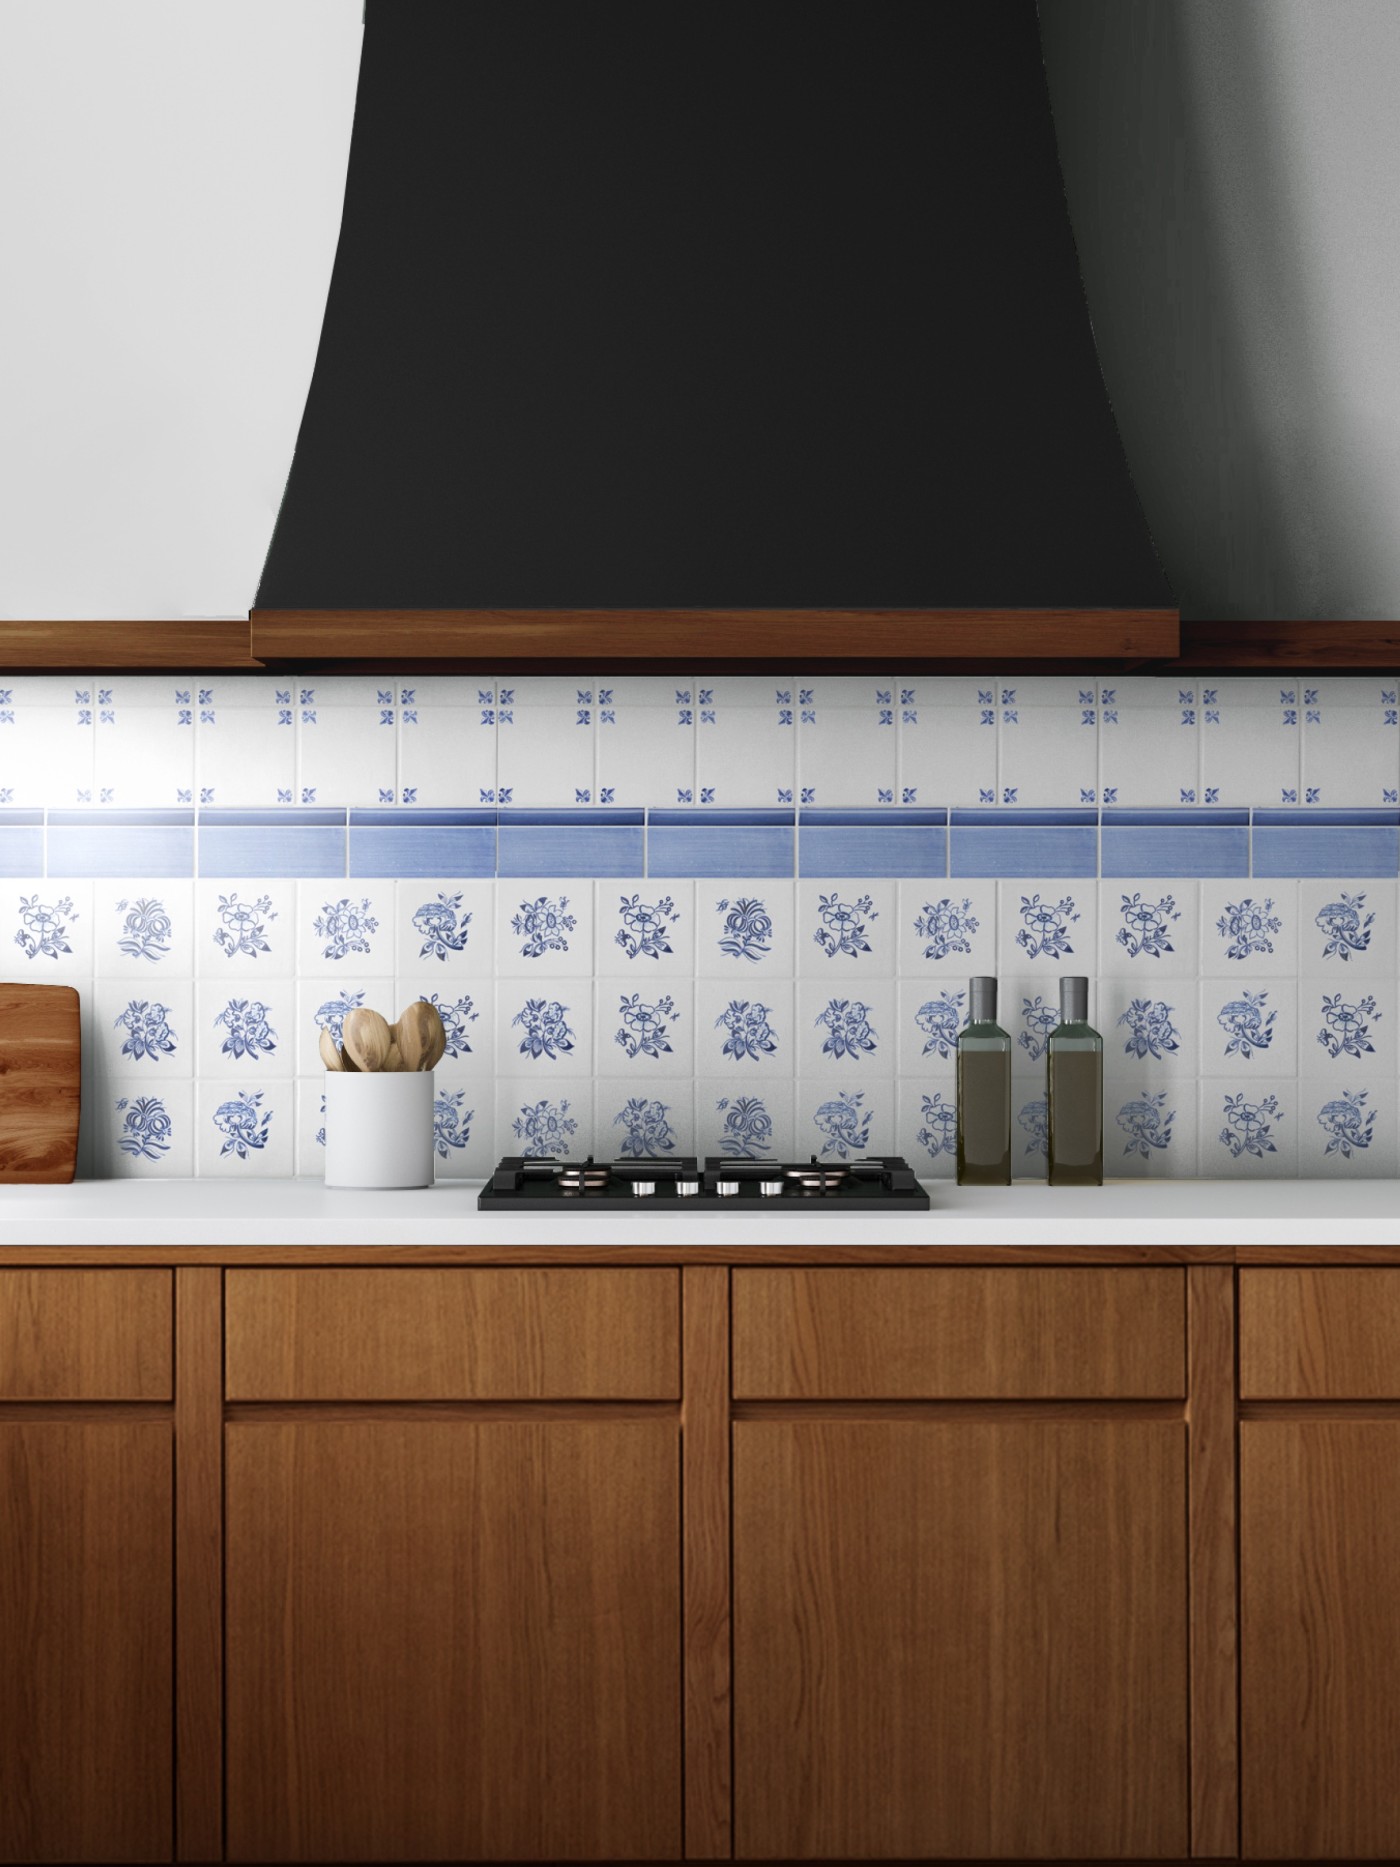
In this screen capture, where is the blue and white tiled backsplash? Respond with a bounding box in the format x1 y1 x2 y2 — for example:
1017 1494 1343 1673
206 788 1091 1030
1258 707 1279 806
4 672 1400 1180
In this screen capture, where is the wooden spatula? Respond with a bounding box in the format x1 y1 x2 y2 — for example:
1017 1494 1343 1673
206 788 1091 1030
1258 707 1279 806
343 1007 393 1072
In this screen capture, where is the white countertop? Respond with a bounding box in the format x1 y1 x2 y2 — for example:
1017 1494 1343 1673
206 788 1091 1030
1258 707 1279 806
0 1178 1394 1246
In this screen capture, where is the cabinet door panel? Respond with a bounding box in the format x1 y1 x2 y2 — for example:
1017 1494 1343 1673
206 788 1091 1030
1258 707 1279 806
226 1418 681 1862
1241 1268 1400 1398
1242 1421 1400 1859
0 1268 171 1399
734 1418 1187 1860
0 1423 172 1863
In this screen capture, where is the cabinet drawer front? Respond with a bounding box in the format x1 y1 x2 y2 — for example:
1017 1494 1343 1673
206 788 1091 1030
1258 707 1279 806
733 1267 1185 1399
226 1267 680 1399
1241 1268 1400 1398
0 1268 171 1399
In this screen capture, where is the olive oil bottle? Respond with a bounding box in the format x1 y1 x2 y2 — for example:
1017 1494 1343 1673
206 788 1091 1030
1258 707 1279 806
1046 975 1103 1186
956 976 1011 1185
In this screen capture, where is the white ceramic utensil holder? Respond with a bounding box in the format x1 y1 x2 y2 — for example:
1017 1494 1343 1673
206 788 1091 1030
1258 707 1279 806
323 1070 435 1189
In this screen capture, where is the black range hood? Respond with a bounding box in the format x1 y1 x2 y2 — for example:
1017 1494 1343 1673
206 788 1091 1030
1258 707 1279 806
255 0 1173 642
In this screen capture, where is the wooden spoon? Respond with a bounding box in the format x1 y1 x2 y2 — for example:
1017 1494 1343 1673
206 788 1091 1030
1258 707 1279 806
398 999 446 1071
318 1027 345 1072
342 1007 393 1073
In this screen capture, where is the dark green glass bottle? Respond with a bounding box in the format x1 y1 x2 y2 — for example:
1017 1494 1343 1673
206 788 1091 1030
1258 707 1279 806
956 976 1011 1185
1047 975 1103 1186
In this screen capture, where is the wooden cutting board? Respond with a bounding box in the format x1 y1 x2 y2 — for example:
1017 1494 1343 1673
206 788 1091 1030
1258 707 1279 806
0 984 81 1183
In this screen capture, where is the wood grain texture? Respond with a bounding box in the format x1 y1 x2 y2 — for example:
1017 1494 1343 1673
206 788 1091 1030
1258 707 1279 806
224 1266 679 1399
1242 1421 1400 1859
0 1421 172 1863
0 1268 171 1399
1240 1267 1400 1397
1177 617 1400 668
0 985 80 1183
0 1239 1234 1267
1187 1264 1238 1859
733 1417 1188 1860
174 1268 222 1863
732 1266 1186 1398
0 619 258 668
682 1267 730 1859
250 606 1179 664
225 1418 681 1862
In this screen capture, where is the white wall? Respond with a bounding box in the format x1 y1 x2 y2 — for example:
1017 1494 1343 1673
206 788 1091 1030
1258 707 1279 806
1040 0 1400 621
0 0 361 621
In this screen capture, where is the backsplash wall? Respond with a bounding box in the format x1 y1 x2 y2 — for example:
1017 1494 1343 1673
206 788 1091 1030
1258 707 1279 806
1 674 1398 1180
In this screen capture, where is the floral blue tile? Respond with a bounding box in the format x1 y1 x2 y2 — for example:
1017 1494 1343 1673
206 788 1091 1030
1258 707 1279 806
997 974 1099 1077
195 880 295 979
1200 681 1301 808
94 882 194 977
1097 881 1199 978
797 881 894 978
696 881 795 977
898 680 997 808
1199 979 1297 1076
1298 1077 1398 1178
296 881 396 979
495 880 594 978
495 1081 591 1161
1299 979 1395 1081
1296 880 1395 977
697 1079 795 1162
0 880 93 982
194 980 294 1081
695 979 792 1075
693 680 797 808
596 980 694 1076
426 1072 495 1180
1097 679 1200 808
594 880 695 978
896 1079 958 1179
494 677 598 807
1199 881 1298 976
1100 980 1197 1080
796 684 897 807
796 980 895 1076
391 880 494 977
1300 681 1400 808
1203 1078 1298 1176
295 1077 330 1177
295 678 397 807
92 980 194 1081
895 980 964 1078
392 979 491 1079
896 880 997 976
98 1078 194 1178
592 1079 696 1159
295 978 381 1075
594 679 696 810
1110 1085 1198 1178
797 1077 894 1162
496 981 592 1080
996 881 1096 975
195 678 296 809
196 1078 295 1177
1011 1076 1050 1180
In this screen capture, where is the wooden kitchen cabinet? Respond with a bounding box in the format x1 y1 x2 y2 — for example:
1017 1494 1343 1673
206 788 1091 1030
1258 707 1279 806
1239 1266 1400 1859
729 1265 1225 1862
224 1267 685 1862
0 1270 176 1865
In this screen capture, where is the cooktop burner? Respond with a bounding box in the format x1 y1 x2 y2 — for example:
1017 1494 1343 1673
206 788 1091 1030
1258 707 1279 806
478 1155 930 1211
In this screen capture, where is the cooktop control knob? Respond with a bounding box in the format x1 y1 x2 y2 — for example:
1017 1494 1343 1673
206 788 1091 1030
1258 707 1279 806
716 1180 739 1198
630 1180 656 1199
759 1180 784 1197
675 1177 699 1198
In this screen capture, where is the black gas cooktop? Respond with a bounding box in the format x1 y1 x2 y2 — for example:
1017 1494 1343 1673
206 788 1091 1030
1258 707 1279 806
478 1155 930 1211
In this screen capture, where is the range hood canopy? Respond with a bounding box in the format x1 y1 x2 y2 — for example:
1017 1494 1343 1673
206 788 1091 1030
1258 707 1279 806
256 0 1171 617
